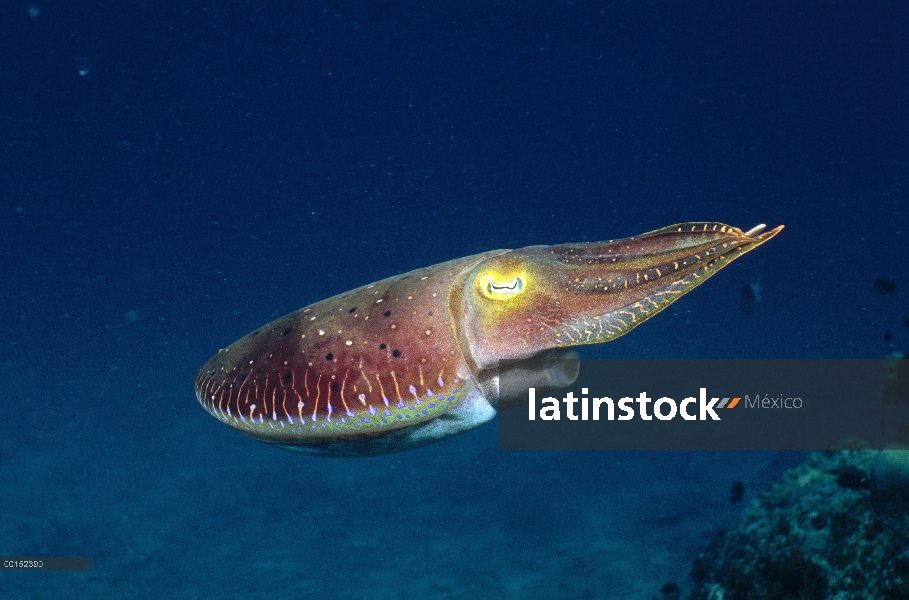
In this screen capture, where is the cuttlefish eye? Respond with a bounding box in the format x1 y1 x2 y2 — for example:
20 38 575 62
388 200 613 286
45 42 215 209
479 273 526 300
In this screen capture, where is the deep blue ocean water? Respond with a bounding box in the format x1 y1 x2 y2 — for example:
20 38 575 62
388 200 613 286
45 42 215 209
1 3 906 598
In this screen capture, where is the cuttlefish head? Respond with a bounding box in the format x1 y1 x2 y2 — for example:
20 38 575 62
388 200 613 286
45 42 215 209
453 223 783 389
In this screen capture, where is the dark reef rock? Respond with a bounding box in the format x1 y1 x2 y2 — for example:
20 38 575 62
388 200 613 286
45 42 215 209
685 451 909 600
832 464 870 490
660 581 682 600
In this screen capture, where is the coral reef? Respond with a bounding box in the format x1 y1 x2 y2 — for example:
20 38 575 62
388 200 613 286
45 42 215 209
684 451 909 600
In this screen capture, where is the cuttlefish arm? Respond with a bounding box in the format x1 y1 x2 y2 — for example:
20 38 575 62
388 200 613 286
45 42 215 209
195 222 782 456
456 222 783 408
456 222 783 369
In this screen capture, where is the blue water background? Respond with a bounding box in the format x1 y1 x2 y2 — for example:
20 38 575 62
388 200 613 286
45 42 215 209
1 3 906 598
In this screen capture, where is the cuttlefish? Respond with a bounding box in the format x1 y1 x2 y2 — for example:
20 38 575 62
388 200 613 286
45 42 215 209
195 222 782 457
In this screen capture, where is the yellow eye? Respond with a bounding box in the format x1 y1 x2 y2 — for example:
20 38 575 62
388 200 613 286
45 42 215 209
479 273 526 300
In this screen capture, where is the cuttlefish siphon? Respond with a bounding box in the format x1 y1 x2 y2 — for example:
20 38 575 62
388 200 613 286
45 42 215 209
195 222 782 457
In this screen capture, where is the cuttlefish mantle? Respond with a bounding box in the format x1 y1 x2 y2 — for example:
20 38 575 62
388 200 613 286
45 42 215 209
195 222 783 457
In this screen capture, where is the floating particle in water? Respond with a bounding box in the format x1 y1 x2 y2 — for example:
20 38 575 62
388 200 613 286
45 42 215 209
124 309 140 323
739 285 756 315
873 277 898 294
729 481 745 503
749 279 762 302
74 54 91 76
28 6 40 19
